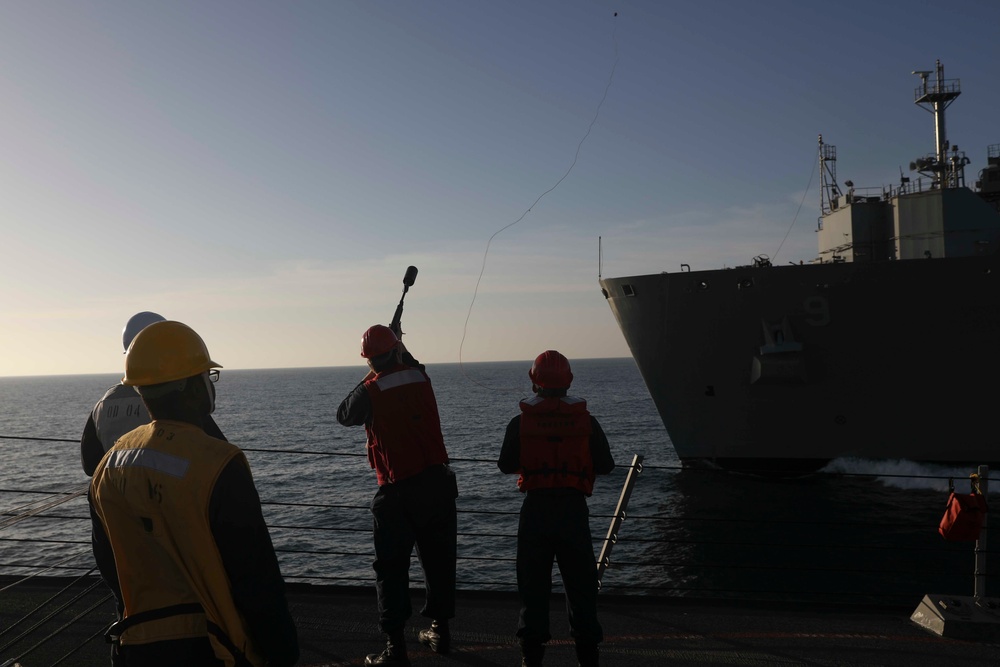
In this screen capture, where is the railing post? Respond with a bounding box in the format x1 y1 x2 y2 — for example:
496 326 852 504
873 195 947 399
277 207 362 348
597 454 643 586
975 464 989 602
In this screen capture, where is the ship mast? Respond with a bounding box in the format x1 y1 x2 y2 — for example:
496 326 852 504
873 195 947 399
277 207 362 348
818 134 842 216
911 60 967 189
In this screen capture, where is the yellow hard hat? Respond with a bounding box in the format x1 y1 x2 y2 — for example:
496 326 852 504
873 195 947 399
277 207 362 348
123 321 222 386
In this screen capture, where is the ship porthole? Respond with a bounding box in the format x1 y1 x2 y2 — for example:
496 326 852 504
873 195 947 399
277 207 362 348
698 281 709 290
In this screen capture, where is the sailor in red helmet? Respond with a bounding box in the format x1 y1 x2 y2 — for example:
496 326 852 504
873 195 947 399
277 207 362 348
498 351 615 667
337 324 458 667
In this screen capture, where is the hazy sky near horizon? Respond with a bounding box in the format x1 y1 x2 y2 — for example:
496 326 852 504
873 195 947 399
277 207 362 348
2 1 998 377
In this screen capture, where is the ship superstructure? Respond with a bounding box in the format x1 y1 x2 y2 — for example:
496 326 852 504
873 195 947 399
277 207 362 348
817 62 1000 264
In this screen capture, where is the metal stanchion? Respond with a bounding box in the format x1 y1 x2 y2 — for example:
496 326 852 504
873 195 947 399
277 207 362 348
597 454 643 586
911 464 1000 640
975 464 989 602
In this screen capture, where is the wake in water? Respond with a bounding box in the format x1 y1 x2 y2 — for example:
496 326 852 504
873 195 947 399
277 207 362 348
823 457 998 493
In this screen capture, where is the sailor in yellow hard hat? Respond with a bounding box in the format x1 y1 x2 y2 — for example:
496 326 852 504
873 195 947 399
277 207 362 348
80 312 227 476
89 321 299 667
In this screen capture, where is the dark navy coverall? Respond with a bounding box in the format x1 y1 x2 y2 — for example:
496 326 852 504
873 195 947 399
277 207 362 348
497 411 614 648
337 352 458 634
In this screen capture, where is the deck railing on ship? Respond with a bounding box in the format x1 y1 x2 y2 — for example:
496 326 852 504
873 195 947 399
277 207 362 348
1 434 996 666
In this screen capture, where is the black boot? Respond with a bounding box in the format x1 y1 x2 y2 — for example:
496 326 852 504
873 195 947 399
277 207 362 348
520 642 545 667
364 630 410 666
417 619 451 654
575 641 599 667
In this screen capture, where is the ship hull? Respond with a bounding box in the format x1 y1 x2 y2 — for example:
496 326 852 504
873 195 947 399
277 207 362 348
600 255 1000 471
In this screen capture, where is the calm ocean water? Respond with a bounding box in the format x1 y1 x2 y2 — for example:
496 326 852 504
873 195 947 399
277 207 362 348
1 358 996 603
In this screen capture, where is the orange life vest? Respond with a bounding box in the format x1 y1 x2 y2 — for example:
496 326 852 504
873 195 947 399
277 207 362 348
364 365 448 485
517 395 594 495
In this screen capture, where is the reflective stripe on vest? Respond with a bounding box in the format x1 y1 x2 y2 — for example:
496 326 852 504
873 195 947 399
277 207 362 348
105 448 191 478
375 368 426 391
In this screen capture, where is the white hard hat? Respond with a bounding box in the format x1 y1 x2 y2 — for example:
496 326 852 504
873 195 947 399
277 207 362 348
122 311 166 352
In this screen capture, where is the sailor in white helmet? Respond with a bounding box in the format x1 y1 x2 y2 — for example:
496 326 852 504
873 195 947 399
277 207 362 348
79 312 226 476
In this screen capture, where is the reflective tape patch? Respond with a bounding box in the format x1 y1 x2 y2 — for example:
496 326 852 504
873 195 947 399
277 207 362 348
106 449 191 478
376 369 426 391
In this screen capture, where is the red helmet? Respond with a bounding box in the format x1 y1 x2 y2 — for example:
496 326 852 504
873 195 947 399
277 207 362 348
528 350 573 389
360 324 399 359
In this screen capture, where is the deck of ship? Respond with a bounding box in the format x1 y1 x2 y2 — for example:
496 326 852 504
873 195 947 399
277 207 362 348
4 577 1000 666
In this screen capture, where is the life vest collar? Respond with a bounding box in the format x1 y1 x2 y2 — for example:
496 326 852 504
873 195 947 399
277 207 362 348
519 394 587 413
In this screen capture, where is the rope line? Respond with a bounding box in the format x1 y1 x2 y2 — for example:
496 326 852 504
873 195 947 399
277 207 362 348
0 550 92 593
0 568 98 640
591 558 990 578
0 484 89 531
0 438 973 482
610 536 995 554
0 514 88 523
50 619 113 667
0 577 105 654
5 591 113 666
1 507 948 533
0 504 962 532
241 447 364 457
772 143 820 263
457 13 620 391
0 537 90 546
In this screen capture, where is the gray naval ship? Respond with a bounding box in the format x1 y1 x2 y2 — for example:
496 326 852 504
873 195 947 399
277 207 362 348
600 61 1000 472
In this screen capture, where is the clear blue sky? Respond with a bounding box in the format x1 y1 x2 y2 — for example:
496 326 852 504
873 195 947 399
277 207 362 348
2 1 998 376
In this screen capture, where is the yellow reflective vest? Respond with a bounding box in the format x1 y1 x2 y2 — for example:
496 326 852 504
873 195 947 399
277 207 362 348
90 421 265 667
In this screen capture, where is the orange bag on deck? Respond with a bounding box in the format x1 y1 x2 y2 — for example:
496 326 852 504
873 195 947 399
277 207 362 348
938 489 987 542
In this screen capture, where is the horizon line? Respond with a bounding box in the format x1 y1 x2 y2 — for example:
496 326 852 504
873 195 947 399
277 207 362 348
0 355 634 380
